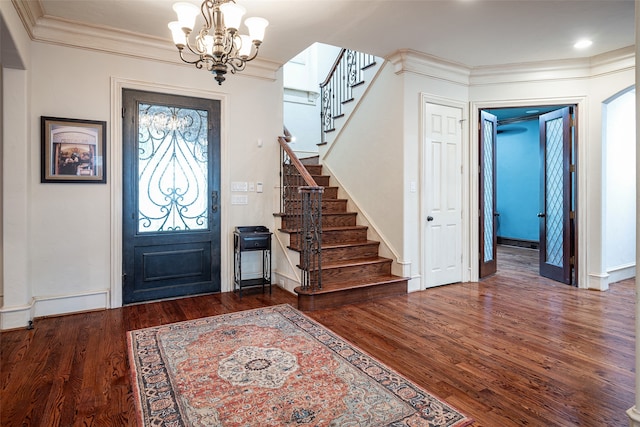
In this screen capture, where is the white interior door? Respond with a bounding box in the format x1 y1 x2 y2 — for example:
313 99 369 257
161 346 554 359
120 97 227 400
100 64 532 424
423 102 463 288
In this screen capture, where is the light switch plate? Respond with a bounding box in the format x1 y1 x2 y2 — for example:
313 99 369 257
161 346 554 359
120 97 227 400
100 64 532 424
231 182 248 192
231 195 248 205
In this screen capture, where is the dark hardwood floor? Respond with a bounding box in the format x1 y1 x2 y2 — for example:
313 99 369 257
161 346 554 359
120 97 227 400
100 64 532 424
1 245 635 426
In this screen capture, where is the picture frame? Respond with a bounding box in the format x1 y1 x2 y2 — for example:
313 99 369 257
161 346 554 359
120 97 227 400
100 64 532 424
41 116 107 183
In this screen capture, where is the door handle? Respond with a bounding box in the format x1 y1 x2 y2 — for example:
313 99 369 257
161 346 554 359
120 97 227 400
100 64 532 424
212 191 219 213
537 213 546 218
494 212 500 217
427 216 434 222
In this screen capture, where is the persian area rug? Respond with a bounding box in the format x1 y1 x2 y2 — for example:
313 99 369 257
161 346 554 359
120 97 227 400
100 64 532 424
127 304 472 427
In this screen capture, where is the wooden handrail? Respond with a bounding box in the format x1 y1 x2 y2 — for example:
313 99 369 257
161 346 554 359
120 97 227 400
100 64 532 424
283 125 293 142
277 136 318 187
320 48 347 88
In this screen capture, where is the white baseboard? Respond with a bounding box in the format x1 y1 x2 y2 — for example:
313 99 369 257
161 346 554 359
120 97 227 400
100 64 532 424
0 290 110 330
274 271 299 294
627 406 640 426
607 263 636 284
0 303 32 330
33 290 109 318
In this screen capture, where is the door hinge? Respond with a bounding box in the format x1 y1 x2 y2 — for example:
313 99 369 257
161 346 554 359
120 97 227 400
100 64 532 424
570 164 576 173
122 273 127 283
569 211 575 220
570 256 575 266
122 107 125 118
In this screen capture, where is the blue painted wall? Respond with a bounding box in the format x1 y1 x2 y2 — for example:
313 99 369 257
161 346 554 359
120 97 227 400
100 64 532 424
496 120 540 242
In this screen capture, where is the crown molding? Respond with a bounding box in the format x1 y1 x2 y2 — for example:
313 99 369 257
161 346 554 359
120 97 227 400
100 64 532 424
469 57 592 86
470 46 635 86
11 0 42 39
589 45 635 77
11 0 280 82
387 45 635 88
386 49 471 86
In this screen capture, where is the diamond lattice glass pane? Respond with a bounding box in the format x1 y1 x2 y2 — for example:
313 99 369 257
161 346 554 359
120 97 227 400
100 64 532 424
137 104 209 233
545 117 564 267
483 119 494 263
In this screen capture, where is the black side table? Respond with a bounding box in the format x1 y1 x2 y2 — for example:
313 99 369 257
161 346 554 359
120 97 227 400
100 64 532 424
233 226 272 297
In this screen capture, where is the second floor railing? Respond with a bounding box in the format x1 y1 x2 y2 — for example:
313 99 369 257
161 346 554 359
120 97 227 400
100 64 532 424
278 135 323 291
320 49 377 143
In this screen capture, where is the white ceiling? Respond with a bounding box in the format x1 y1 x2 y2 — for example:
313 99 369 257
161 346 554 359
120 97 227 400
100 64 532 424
17 0 636 68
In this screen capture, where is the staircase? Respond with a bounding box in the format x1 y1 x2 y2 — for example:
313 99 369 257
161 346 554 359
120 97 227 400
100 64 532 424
279 162 408 311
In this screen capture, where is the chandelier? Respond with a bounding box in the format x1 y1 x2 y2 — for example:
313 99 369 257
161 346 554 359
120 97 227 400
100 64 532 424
168 0 268 85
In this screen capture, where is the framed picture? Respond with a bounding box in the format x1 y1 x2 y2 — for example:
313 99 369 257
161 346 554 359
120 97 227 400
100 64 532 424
41 116 107 183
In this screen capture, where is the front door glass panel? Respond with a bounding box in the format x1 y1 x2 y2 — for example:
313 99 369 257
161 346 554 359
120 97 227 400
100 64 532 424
137 104 209 233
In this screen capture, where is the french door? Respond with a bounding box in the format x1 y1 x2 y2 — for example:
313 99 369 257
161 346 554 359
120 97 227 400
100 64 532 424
478 106 576 285
479 111 498 278
122 89 221 304
539 107 575 285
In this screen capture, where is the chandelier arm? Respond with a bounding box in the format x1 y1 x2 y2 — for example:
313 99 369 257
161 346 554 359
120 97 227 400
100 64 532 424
178 49 207 68
220 32 237 59
227 57 247 73
242 45 260 62
182 37 207 58
201 0 214 30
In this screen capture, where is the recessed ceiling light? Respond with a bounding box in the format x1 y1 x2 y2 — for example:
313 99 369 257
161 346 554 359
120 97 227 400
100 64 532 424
574 39 593 49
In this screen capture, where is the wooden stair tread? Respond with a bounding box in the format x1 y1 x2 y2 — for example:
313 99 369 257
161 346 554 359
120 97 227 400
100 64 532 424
310 256 390 270
277 211 356 218
279 225 367 234
287 240 379 254
285 198 348 202
319 240 379 249
284 184 337 189
295 274 408 295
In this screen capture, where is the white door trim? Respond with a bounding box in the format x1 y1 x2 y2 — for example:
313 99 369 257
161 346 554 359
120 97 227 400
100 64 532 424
420 94 470 290
469 97 587 287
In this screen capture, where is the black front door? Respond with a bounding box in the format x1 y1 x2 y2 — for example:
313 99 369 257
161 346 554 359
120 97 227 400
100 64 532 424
122 89 221 304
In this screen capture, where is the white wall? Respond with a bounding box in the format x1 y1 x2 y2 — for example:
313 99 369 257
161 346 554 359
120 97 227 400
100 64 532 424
604 87 636 282
1 22 284 328
1 3 32 329
322 62 406 275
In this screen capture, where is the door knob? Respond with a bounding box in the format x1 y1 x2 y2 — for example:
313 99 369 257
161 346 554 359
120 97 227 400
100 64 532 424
427 216 434 222
537 213 546 218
